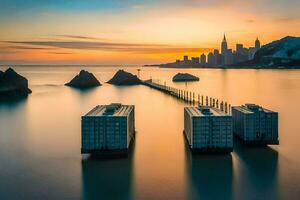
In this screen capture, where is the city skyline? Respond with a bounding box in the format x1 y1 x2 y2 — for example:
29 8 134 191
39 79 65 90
166 34 261 67
0 0 299 65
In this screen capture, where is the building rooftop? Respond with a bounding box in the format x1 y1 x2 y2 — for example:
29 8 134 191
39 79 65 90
85 103 134 117
233 104 276 114
185 106 229 117
232 106 253 114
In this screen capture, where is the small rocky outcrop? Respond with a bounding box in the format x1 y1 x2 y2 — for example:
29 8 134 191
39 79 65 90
172 73 199 82
0 68 32 99
107 70 141 85
65 70 101 88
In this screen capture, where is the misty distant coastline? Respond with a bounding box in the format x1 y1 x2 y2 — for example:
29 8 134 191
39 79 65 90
144 63 300 69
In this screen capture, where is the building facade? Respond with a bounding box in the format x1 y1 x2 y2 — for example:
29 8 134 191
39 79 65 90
200 53 206 65
255 37 261 49
232 104 279 145
184 55 189 62
207 52 215 66
81 103 135 154
184 106 233 153
191 57 199 65
213 49 221 66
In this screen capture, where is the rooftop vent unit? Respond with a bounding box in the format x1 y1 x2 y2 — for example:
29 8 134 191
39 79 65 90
245 104 261 111
198 106 212 115
104 103 122 115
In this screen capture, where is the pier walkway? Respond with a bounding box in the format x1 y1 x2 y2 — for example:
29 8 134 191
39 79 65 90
142 79 231 114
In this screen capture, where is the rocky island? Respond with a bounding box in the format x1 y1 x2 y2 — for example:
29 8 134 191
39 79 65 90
65 70 101 88
0 68 32 99
107 70 141 85
172 73 199 82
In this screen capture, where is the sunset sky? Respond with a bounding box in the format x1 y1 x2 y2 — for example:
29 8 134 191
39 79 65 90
0 0 299 65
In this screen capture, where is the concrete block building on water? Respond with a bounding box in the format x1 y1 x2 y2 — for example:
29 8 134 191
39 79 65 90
81 103 135 154
184 106 233 153
232 104 279 145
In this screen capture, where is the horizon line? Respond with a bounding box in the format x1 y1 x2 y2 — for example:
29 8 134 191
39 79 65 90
0 64 147 67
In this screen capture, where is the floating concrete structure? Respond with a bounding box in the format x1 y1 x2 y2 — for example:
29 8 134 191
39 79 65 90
81 103 135 154
184 106 233 153
232 104 279 145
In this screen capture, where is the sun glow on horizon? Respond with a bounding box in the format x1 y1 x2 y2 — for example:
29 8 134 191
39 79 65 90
0 0 299 65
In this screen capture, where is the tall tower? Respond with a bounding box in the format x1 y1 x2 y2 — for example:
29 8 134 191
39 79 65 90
200 53 206 65
221 33 228 55
255 37 261 49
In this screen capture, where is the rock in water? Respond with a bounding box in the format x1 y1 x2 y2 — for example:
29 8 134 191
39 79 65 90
172 73 199 82
65 70 101 88
0 68 32 99
107 70 141 85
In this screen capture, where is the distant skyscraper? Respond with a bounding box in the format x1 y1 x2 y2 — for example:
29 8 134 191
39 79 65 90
249 37 261 60
200 53 206 65
191 57 199 65
255 37 261 49
235 44 249 63
207 52 215 66
213 49 219 55
213 49 221 65
236 44 243 54
184 55 189 62
224 49 234 65
221 33 229 66
221 33 228 55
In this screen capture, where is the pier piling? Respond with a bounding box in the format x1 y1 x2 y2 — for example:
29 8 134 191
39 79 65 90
142 79 231 114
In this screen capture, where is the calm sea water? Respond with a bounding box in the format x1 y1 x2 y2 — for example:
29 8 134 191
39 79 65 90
0 66 300 200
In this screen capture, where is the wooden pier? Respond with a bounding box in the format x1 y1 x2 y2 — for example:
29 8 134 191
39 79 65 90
142 79 231 114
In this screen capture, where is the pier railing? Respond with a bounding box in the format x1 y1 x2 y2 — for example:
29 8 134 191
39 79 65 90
143 79 231 114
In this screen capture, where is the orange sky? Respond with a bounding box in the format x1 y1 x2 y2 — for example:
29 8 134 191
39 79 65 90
0 0 299 65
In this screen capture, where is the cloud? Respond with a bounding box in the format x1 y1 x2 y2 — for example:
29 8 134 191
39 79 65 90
2 40 212 54
0 50 16 54
7 46 55 50
47 52 73 55
276 17 300 22
5 40 168 48
246 19 255 23
134 47 213 54
55 35 104 40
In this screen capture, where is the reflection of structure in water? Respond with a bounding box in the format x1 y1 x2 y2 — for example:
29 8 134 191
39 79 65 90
81 140 135 200
233 137 279 199
184 137 233 200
